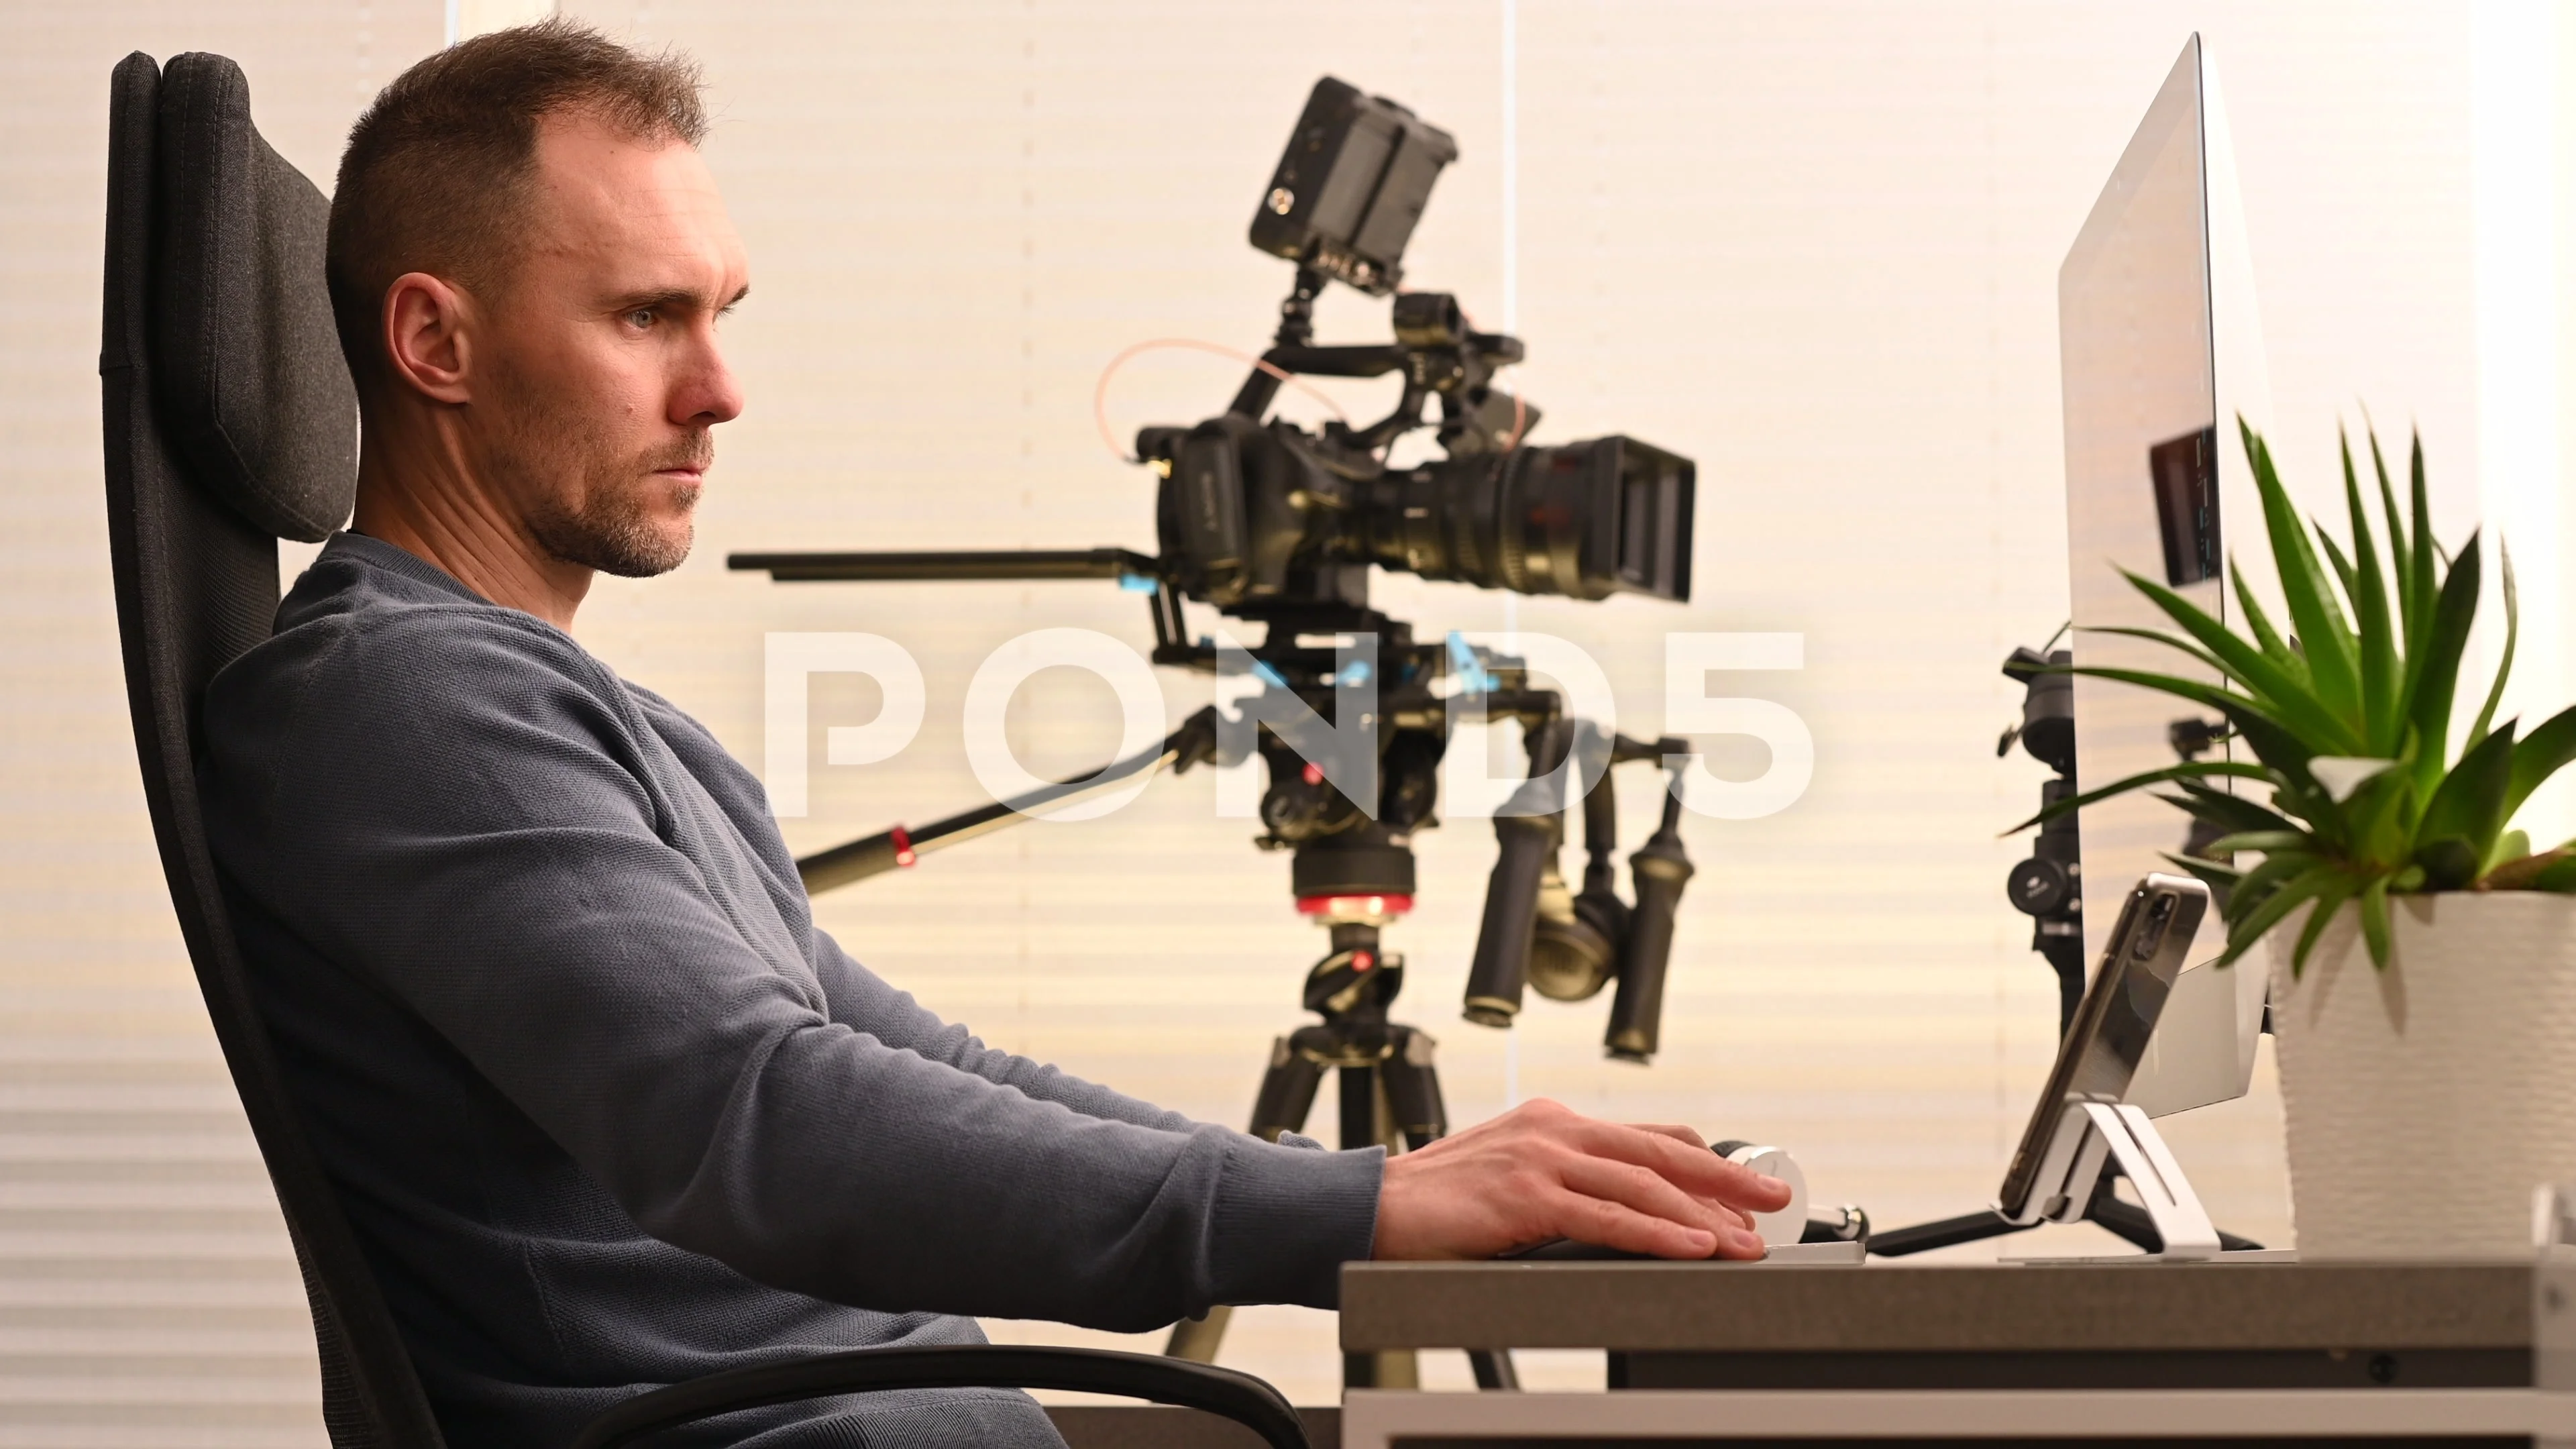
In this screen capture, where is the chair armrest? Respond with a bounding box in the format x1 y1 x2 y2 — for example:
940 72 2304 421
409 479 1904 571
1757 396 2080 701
567 1343 1308 1449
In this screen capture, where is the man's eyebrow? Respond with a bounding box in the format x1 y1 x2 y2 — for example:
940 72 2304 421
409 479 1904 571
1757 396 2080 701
610 285 743 315
720 283 749 315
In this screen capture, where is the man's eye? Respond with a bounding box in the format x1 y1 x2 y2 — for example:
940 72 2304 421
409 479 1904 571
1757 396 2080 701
625 309 656 329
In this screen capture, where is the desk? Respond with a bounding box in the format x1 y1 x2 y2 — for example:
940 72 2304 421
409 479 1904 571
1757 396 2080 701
1338 1257 2576 1446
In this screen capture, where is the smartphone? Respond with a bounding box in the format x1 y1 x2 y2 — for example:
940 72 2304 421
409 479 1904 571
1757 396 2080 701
1994 872 2210 1218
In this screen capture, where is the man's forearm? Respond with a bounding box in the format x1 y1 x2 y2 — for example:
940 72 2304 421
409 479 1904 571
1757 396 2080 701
809 930 1197 1134
621 1015 1381 1323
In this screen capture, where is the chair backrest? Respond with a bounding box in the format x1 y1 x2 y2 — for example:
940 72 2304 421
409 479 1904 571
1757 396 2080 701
99 51 447 1449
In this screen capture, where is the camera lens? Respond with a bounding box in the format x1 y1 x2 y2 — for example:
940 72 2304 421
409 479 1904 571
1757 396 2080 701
1360 435 1695 602
1147 423 1695 608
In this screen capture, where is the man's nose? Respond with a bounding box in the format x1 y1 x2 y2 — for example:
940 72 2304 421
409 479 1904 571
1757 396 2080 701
674 327 745 428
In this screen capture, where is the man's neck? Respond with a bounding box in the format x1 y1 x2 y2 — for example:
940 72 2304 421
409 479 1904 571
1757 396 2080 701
350 411 592 631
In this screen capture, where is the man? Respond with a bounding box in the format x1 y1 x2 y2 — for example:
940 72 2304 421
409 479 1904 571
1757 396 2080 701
201 20 1789 1448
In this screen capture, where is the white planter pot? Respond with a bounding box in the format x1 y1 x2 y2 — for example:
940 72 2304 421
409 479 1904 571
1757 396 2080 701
2269 890 2576 1257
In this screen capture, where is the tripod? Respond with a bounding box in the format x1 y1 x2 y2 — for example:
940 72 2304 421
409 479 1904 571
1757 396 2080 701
1163 905 1487 1390
1146 611 1615 1392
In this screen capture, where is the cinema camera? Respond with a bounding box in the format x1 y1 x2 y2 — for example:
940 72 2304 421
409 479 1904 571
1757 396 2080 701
1158 82 1692 611
733 73 1699 1171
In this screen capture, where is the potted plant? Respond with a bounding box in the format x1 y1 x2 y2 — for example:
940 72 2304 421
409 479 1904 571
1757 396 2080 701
2025 420 2576 1257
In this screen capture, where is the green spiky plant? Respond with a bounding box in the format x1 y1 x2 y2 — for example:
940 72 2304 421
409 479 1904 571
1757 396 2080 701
2016 419 2576 976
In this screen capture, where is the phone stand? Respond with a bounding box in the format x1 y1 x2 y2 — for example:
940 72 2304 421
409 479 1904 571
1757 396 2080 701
2004 1099 2218 1259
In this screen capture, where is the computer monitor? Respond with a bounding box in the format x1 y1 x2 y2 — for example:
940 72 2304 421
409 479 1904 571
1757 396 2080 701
2056 34 2271 1119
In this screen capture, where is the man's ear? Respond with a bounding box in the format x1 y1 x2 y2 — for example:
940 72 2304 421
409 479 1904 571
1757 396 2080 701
381 272 477 405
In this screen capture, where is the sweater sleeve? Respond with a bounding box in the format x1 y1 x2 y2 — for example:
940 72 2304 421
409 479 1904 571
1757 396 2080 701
806 930 1200 1134
202 608 1380 1328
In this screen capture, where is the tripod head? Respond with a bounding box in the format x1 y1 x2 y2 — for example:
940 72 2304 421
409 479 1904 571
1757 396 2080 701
1999 642 2085 1036
1996 640 2239 1039
1234 612 1697 1063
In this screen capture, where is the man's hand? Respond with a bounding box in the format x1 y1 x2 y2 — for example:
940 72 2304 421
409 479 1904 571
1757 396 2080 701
1371 1099 1793 1261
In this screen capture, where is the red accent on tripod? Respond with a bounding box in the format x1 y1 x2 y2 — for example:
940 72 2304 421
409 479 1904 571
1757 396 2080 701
1293 894 1413 920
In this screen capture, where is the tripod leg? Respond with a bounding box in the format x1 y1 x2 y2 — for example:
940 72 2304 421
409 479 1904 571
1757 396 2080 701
1340 1065 1426 1391
1250 1036 1325 1143
1379 1032 1516 1388
2083 1175 2163 1254
1164 1305 1232 1364
1380 1026 1447 1151
1338 1065 1379 1151
1862 1208 2038 1257
1348 1345 1421 1391
1169 1038 1326 1363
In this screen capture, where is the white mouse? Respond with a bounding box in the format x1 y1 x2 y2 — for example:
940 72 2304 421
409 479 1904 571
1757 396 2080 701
1716 1142 1809 1248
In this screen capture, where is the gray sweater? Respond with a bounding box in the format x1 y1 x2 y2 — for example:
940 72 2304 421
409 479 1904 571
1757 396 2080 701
200 533 1382 1448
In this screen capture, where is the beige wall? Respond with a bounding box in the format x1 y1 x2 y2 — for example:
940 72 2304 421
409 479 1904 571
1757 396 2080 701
0 0 2500 1434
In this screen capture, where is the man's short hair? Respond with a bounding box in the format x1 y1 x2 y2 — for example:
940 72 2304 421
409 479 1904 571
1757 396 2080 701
325 19 706 388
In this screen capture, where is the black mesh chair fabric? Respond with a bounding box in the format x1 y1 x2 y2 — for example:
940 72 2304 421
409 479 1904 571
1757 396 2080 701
97 50 1306 1449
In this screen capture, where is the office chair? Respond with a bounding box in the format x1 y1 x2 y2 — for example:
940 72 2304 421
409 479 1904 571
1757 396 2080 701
97 49 1307 1449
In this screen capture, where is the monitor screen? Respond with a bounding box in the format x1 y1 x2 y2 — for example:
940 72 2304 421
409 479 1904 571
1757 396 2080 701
2057 34 2269 1119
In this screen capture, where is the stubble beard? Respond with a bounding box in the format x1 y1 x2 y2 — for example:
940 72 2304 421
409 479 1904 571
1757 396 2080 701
496 376 710 580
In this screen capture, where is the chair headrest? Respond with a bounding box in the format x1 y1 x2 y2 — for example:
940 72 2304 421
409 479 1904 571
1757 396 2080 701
151 53 355 543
